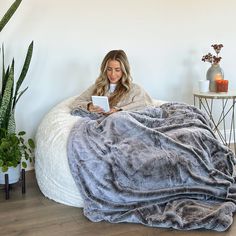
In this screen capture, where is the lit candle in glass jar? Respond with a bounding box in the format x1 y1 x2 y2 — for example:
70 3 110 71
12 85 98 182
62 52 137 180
214 73 223 81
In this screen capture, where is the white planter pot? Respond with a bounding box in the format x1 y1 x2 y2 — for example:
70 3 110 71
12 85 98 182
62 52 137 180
0 164 21 184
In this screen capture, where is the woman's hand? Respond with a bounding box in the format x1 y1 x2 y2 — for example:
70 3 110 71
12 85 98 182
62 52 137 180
88 103 104 113
88 103 119 115
104 108 118 115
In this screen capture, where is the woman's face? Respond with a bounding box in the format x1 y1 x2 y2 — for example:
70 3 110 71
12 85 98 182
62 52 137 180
106 60 123 84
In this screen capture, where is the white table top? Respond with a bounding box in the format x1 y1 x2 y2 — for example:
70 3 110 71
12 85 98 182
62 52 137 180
193 91 236 99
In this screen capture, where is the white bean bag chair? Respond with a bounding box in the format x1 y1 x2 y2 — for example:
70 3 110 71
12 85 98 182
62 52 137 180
35 96 166 207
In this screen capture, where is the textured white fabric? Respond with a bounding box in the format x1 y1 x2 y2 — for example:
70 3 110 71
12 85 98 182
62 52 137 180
35 96 83 207
35 96 166 207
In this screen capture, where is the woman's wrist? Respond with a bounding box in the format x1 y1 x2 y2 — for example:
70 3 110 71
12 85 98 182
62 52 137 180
113 106 122 111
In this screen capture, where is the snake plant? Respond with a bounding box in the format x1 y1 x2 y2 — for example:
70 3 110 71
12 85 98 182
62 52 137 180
0 0 34 135
0 0 22 32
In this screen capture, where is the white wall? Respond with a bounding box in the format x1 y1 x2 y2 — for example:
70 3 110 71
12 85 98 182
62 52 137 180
1 0 236 141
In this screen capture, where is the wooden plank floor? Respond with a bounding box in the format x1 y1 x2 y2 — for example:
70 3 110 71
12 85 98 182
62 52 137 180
1 170 236 236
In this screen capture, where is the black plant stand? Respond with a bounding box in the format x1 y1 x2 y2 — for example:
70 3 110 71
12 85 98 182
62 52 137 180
4 169 26 200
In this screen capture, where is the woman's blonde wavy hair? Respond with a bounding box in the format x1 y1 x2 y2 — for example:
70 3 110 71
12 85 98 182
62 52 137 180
92 50 132 108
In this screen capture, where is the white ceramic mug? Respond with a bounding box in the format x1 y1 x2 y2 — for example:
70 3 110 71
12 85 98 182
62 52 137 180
198 80 209 93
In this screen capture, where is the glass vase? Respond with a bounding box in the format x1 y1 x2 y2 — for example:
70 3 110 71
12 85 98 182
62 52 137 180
206 64 224 92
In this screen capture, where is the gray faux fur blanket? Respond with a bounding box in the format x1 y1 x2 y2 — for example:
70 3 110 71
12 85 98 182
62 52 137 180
67 103 236 231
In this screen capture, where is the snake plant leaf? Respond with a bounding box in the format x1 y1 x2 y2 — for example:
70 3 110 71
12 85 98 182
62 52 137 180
1 44 6 87
7 109 16 133
13 41 33 109
0 60 14 129
14 86 28 106
0 0 22 32
4 80 14 132
2 64 14 132
0 66 10 107
1 44 7 106
1 65 9 95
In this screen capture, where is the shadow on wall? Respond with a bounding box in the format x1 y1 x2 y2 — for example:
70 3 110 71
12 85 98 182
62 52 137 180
180 50 201 104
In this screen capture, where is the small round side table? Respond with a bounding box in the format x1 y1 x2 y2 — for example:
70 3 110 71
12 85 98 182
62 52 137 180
193 91 236 154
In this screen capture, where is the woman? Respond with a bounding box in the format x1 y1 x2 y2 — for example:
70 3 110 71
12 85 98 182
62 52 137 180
71 50 154 115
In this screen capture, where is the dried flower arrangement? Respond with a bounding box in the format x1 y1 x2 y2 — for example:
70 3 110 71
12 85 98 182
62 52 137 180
202 44 224 65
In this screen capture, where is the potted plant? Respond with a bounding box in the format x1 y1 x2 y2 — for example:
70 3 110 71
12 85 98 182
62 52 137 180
1 0 34 134
0 0 34 187
0 128 35 184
